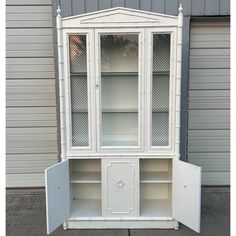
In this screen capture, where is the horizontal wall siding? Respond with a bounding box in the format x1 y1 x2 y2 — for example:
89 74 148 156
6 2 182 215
55 0 230 17
188 20 230 185
6 0 58 188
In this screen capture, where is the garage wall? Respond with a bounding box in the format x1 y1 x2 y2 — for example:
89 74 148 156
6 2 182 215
6 0 58 187
187 20 230 185
54 0 230 17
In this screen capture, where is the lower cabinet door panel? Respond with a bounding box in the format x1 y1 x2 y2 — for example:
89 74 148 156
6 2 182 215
173 159 201 233
45 160 70 234
102 158 139 217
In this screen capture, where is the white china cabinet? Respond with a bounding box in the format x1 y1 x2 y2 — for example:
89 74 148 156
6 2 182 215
45 5 201 234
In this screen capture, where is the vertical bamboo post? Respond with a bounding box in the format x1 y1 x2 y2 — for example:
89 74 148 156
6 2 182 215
175 4 183 159
57 6 66 161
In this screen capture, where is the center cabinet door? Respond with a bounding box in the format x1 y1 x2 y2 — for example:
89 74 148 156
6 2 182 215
102 159 139 217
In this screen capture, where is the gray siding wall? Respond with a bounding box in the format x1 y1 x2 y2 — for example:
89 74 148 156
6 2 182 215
6 0 58 187
54 0 230 17
187 20 230 185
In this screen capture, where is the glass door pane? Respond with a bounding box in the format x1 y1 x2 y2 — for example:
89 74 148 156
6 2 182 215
100 34 139 147
69 35 89 147
152 34 170 147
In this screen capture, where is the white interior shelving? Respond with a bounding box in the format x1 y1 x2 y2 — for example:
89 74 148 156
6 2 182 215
70 159 101 183
140 183 172 217
140 159 172 217
140 199 172 218
70 172 101 183
70 160 102 217
100 34 139 147
70 183 102 217
70 199 102 218
140 159 172 182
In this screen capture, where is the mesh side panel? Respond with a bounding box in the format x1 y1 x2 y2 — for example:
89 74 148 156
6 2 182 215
152 34 170 146
72 113 89 147
153 34 170 72
69 35 87 73
152 74 169 111
71 75 88 111
69 35 89 147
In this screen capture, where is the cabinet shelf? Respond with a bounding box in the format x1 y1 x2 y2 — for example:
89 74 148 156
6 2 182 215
140 199 172 217
101 72 138 77
140 171 172 183
100 71 170 77
70 199 102 218
102 108 138 113
70 171 101 183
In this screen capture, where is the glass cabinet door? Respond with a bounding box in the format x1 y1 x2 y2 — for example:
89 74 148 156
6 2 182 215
151 34 171 148
99 34 140 148
69 35 90 148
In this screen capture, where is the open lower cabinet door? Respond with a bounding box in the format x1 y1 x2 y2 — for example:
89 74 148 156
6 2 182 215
173 159 201 233
45 160 70 234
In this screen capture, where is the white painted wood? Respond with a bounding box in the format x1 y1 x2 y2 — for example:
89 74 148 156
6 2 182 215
102 159 139 217
45 160 70 234
62 7 178 28
44 6 202 232
140 172 172 183
94 28 145 152
72 183 101 199
57 6 67 161
70 172 101 183
174 4 183 159
173 159 201 233
67 219 176 228
68 153 175 158
62 29 95 153
146 27 177 154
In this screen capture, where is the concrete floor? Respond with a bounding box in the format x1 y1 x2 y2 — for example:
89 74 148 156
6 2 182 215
6 187 230 236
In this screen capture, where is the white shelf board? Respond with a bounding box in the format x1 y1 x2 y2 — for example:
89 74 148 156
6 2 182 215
140 172 172 183
70 199 102 218
70 172 101 183
102 141 138 146
102 108 138 113
101 72 138 76
140 199 172 217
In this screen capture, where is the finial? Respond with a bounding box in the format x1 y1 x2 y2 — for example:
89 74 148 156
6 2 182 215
178 4 183 14
57 5 61 16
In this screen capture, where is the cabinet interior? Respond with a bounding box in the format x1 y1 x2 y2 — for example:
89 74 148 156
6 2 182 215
101 34 139 147
140 159 172 217
70 159 102 217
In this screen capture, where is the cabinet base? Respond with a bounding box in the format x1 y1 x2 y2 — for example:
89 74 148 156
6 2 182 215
66 220 177 229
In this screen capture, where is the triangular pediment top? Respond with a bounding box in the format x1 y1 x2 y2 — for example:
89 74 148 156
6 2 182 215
62 7 177 25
